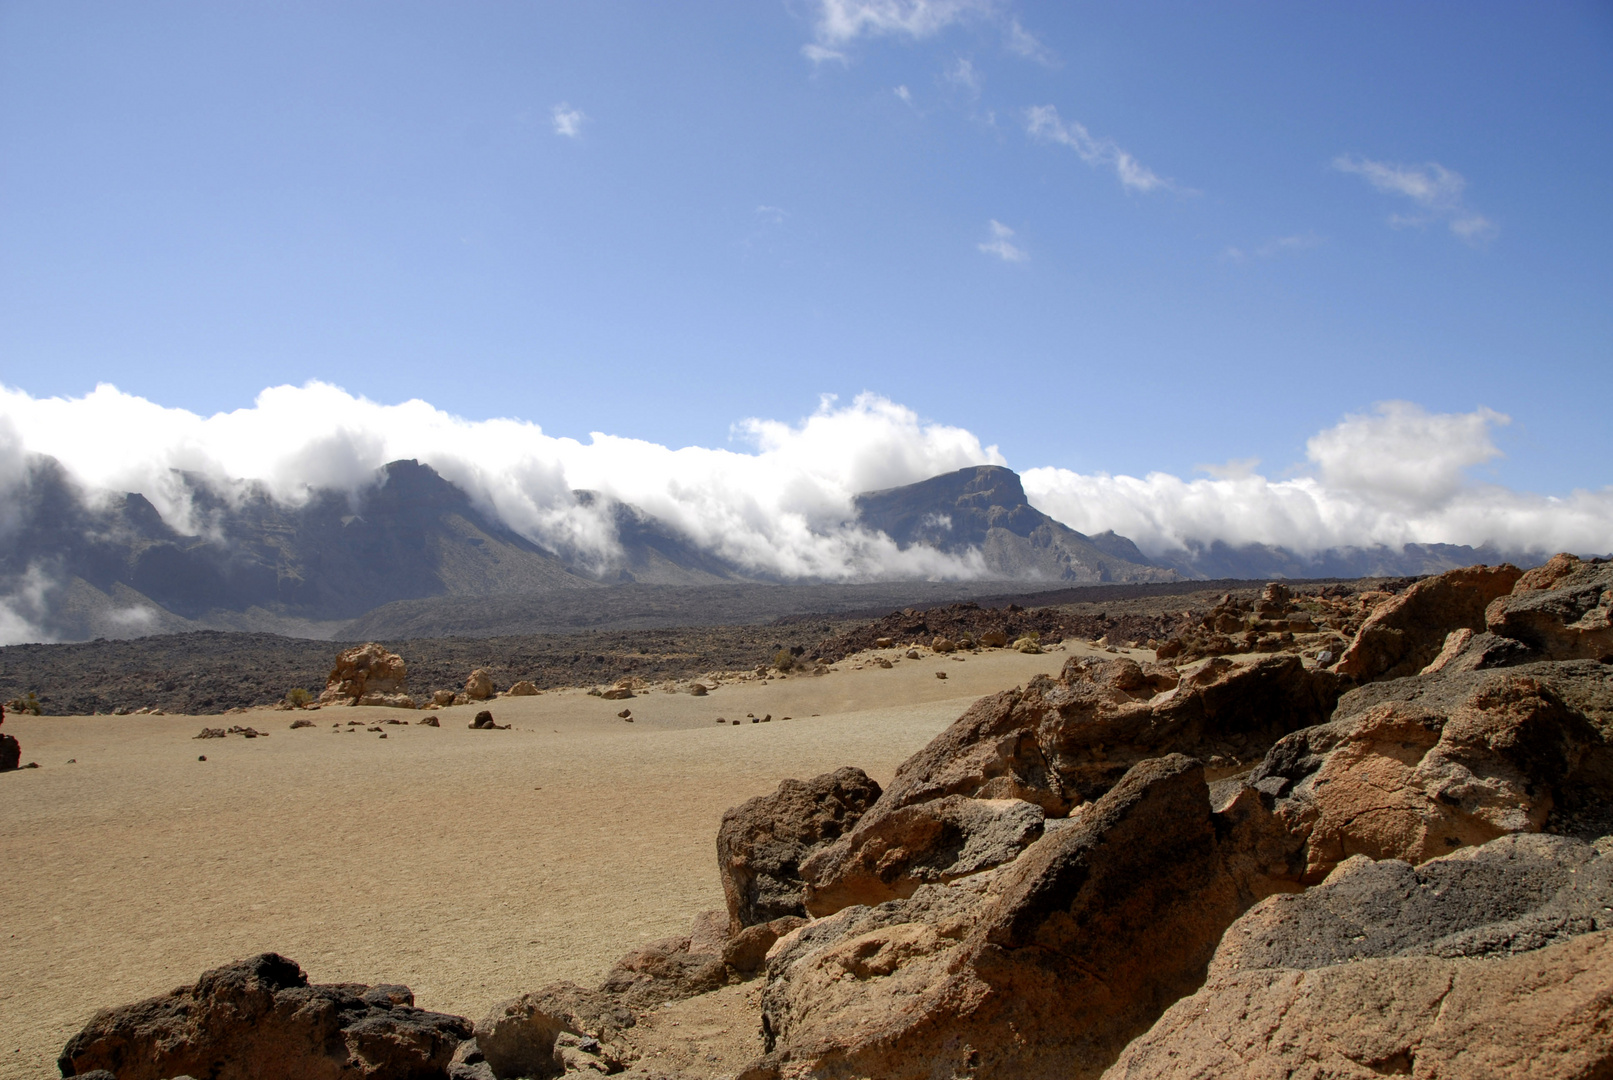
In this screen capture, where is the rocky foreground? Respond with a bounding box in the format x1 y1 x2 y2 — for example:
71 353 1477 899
55 555 1613 1078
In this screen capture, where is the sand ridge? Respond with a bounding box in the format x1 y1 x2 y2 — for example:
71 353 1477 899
0 644 1119 1079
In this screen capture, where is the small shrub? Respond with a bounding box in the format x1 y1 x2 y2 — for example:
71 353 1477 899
285 687 313 708
772 650 796 672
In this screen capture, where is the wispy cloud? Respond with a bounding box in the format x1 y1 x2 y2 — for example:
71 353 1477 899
803 0 1051 65
1333 155 1498 245
801 43 849 65
551 103 586 138
1222 232 1326 263
1025 105 1171 193
978 219 1026 261
812 0 994 46
1003 18 1053 64
894 84 914 104
945 56 982 94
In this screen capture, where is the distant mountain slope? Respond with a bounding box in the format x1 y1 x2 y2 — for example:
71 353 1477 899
1147 539 1543 580
854 465 1177 584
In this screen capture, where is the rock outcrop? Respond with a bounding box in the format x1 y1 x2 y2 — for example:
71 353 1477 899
0 704 18 772
58 953 471 1080
797 654 1335 916
320 643 410 707
472 982 635 1080
1252 659 1613 882
1106 832 1613 1078
751 755 1289 1080
716 767 882 933
1485 554 1613 662
1337 563 1522 681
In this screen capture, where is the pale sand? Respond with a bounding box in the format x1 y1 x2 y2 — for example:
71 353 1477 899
0 645 1116 1079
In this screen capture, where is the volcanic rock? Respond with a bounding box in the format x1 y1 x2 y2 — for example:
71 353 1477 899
319 643 409 707
464 668 495 702
1106 832 1613 1078
468 710 506 730
473 982 634 1080
800 795 1045 914
716 767 882 933
1486 554 1613 662
507 680 539 696
57 953 471 1080
1251 659 1613 882
1337 564 1522 682
752 755 1282 1080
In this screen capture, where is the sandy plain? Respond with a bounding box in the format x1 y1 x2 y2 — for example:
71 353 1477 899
0 643 1120 1079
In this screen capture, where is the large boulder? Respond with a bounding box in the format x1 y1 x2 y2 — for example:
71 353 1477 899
751 755 1289 1080
800 796 1045 915
464 669 496 702
1251 660 1613 883
473 982 634 1080
716 767 882 933
320 643 409 707
58 953 471 1080
0 732 18 772
1486 554 1613 662
1105 833 1613 1078
799 655 1336 917
1337 564 1522 683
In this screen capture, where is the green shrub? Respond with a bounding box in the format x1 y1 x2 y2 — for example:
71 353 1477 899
285 687 312 708
772 650 796 672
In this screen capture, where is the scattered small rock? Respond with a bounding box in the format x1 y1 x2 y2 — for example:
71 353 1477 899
418 715 440 727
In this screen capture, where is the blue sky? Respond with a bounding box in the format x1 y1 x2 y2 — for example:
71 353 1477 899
1 2 1610 513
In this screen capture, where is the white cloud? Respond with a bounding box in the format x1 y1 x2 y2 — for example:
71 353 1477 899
945 57 982 94
1333 155 1498 244
0 384 1006 584
801 43 848 65
1024 402 1612 559
894 84 913 103
1025 104 1171 193
551 103 586 138
1224 233 1326 263
977 219 1026 261
812 0 994 46
1 389 1605 608
1003 18 1053 63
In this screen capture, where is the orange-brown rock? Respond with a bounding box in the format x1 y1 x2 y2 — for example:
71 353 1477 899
751 755 1286 1080
1106 832 1613 1078
1252 663 1613 882
57 953 470 1080
473 982 634 1080
716 767 882 933
1337 564 1522 682
801 796 1045 915
1106 932 1613 1079
318 643 409 706
506 680 538 696
1486 555 1613 662
464 668 495 701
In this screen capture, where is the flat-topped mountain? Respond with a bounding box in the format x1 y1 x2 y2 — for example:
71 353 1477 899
853 465 1174 585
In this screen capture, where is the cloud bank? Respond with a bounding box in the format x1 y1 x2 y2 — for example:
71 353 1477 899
0 387 1608 597
1023 401 1612 558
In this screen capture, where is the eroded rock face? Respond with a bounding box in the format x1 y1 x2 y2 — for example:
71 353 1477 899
473 982 634 1080
1337 564 1523 683
319 643 409 706
1252 662 1613 882
753 755 1288 1080
1486 554 1613 662
716 767 882 933
797 655 1335 918
1105 833 1613 1079
58 953 471 1080
800 796 1045 915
